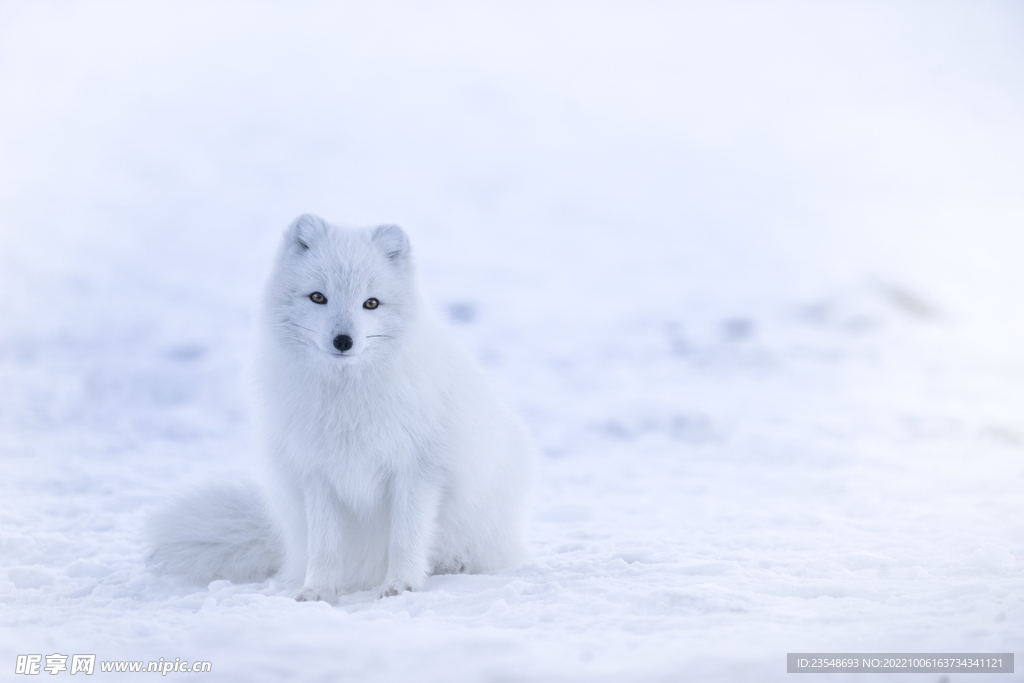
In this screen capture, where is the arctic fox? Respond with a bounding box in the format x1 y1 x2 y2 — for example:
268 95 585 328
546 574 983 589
148 215 534 601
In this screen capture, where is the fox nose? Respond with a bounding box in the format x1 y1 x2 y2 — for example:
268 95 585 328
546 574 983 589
333 334 353 352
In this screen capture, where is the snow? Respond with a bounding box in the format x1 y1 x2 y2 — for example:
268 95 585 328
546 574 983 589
1 1 1023 680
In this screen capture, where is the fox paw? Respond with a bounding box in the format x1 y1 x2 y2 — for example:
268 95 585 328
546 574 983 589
433 558 466 575
294 586 337 604
378 580 412 599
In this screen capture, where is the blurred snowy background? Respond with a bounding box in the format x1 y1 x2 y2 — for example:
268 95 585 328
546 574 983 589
1 1 1022 681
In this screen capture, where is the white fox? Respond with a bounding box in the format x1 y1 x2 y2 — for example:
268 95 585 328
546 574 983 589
148 215 534 601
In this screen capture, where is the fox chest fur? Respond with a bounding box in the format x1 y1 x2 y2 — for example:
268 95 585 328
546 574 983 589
264 352 453 515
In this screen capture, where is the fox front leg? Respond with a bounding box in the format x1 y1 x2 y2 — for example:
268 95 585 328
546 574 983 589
378 475 441 598
294 481 345 604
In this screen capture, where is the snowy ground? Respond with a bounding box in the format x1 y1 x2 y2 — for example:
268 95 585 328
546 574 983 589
1 2 1023 681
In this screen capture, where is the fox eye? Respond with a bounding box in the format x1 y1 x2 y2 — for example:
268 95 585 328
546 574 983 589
363 298 379 310
309 292 327 304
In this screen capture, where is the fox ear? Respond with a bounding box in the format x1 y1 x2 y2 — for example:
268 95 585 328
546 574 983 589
371 224 410 263
286 214 328 253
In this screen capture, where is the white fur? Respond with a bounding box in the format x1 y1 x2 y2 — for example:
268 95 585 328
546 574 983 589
147 481 283 584
147 215 534 602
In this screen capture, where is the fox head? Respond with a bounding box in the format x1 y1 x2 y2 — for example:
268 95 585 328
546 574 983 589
263 214 417 363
